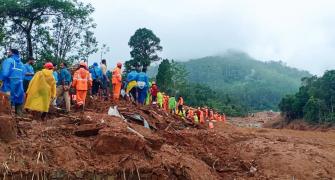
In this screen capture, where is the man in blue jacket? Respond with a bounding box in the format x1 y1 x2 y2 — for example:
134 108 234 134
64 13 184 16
89 62 103 96
1 49 26 116
56 62 72 113
23 57 35 92
136 67 149 104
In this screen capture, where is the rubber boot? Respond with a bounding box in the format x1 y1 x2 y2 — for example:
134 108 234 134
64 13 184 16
15 104 23 117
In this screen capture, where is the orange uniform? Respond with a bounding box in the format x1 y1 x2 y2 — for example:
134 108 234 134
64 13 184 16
178 97 184 106
199 110 205 124
209 110 214 120
188 109 194 120
163 95 169 111
205 108 209 119
112 66 122 101
72 67 92 106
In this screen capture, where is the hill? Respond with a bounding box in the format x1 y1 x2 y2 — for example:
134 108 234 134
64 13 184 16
150 51 311 111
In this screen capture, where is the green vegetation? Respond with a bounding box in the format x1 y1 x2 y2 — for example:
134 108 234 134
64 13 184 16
0 0 97 65
280 71 335 124
150 51 311 115
125 28 162 72
155 59 246 116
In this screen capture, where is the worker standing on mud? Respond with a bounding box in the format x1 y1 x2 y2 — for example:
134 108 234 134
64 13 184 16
56 62 72 113
177 96 184 114
163 94 169 111
72 62 92 109
136 67 149 104
0 49 25 116
157 91 163 108
169 95 176 114
111 62 122 101
100 59 109 100
125 66 138 101
90 62 103 96
23 57 35 92
150 81 158 104
25 62 56 120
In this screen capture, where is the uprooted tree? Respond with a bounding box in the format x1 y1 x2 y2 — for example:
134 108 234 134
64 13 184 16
0 0 97 65
125 28 162 71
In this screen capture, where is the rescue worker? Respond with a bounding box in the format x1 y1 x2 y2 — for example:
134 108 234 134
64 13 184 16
90 62 103 96
177 96 184 114
197 107 205 124
163 95 169 111
111 62 122 101
125 67 138 101
209 109 214 121
150 82 159 104
204 108 209 120
168 96 176 114
187 108 194 120
25 62 56 120
72 62 92 109
23 57 35 92
100 59 109 100
1 49 25 116
193 113 199 124
145 82 151 105
56 62 72 113
136 67 149 104
52 64 59 106
157 91 163 108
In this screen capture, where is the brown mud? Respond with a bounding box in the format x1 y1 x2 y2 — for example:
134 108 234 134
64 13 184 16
0 100 334 179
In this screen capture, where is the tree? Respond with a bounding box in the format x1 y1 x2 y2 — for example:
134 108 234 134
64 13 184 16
100 44 110 60
171 61 189 93
77 30 98 64
0 0 96 64
126 28 162 70
156 59 173 93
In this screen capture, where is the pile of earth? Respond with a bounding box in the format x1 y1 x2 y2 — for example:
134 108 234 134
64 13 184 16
0 97 334 179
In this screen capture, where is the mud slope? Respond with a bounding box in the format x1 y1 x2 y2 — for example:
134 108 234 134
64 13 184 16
0 99 334 179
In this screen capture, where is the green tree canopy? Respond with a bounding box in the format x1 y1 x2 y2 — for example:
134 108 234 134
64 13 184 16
279 70 335 124
126 28 162 71
0 0 97 65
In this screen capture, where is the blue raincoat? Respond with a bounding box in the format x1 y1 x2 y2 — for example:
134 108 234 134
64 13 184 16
136 72 149 104
89 63 103 80
1 54 25 105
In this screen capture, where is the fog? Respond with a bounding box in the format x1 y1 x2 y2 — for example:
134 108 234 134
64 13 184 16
83 0 335 75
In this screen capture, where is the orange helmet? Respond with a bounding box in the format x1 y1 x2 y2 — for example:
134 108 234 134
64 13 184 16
44 62 54 70
117 62 122 68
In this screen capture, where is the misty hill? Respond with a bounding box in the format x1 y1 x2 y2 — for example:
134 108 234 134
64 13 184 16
149 51 312 111
182 52 311 110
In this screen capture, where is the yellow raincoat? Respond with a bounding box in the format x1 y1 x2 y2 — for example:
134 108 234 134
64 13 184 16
24 69 56 112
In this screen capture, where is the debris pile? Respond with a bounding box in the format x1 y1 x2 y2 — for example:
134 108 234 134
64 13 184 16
0 99 335 179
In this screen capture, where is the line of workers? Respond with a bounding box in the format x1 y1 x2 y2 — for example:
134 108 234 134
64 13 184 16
0 49 226 123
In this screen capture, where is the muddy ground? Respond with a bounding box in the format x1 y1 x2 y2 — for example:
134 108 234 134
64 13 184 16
0 98 334 179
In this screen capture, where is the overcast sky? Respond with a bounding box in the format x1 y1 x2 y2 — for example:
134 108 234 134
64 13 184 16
82 0 335 75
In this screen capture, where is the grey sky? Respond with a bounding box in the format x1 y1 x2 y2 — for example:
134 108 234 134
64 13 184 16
83 0 335 75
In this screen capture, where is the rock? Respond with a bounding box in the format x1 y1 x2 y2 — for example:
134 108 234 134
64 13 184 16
250 166 257 173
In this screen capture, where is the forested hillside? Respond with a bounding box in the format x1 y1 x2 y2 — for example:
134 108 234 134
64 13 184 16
150 51 311 112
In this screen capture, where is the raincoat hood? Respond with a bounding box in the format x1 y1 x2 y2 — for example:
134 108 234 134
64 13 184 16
11 54 21 62
79 68 88 79
42 69 53 77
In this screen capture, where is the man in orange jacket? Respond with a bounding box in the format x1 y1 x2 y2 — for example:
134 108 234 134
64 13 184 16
112 62 122 101
72 62 92 108
163 95 169 111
